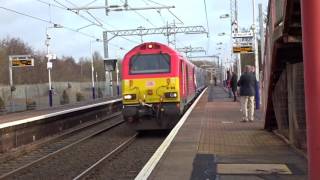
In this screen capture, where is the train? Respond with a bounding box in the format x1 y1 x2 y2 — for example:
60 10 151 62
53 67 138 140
121 42 207 130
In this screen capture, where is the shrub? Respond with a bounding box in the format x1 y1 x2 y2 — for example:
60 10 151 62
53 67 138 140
0 97 5 111
26 99 36 110
97 88 103 98
76 92 85 102
60 90 70 105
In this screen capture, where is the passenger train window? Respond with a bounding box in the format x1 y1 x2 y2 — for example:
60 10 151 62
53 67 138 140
186 65 189 94
180 60 185 95
129 54 171 74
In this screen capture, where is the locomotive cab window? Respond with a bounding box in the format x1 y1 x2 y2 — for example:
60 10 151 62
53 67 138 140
129 54 171 74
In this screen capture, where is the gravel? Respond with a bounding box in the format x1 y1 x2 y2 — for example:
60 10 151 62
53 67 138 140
83 132 167 180
0 116 132 180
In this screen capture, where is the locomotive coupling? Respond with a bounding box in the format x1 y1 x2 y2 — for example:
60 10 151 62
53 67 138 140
140 101 153 108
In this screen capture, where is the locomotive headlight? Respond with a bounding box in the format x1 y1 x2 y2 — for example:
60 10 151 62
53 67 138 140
123 94 136 100
164 92 178 98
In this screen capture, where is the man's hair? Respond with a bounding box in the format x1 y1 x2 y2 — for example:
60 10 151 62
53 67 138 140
245 65 251 72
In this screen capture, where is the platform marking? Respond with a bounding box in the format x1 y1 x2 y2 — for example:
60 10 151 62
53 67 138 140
217 164 292 175
221 121 233 124
135 88 207 180
0 98 122 129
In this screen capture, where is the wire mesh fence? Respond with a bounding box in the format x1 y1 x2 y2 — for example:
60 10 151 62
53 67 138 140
0 81 121 114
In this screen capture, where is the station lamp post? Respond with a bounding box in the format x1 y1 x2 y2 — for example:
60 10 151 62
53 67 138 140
90 38 102 100
45 24 61 107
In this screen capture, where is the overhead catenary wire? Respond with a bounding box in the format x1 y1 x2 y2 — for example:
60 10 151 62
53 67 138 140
167 9 184 24
141 0 150 5
47 0 140 44
157 10 166 24
63 0 78 8
146 0 184 24
140 0 165 25
84 0 98 7
38 0 103 26
119 0 157 27
63 0 107 29
37 0 65 9
0 6 125 49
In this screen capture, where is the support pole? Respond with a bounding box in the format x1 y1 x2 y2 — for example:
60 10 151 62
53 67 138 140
48 68 53 106
90 41 96 100
45 31 53 107
237 54 241 78
9 58 14 112
166 21 170 45
259 4 264 64
300 0 320 179
103 32 114 97
252 0 260 109
109 71 113 97
116 61 120 96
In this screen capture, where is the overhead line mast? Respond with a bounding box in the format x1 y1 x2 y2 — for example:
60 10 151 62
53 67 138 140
67 0 174 14
230 0 241 77
176 46 207 57
103 25 208 57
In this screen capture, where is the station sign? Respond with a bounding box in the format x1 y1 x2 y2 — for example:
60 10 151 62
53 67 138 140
233 46 254 53
232 31 254 54
232 32 254 38
9 55 34 67
104 59 117 71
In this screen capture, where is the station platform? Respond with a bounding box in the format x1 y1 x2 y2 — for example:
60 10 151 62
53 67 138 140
143 85 308 180
0 97 120 126
0 97 122 153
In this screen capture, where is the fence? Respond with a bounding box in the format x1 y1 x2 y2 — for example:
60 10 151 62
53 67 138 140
0 81 121 113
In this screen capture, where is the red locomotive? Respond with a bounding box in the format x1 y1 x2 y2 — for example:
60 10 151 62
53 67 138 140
122 42 207 130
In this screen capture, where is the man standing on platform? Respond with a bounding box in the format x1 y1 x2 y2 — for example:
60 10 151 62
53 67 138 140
251 66 260 110
226 71 232 98
230 72 238 102
237 65 257 122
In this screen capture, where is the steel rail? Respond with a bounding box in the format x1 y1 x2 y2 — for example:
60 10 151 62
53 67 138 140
0 115 124 179
73 133 138 180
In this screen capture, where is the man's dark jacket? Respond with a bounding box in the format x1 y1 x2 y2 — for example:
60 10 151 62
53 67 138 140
237 72 257 96
230 74 238 92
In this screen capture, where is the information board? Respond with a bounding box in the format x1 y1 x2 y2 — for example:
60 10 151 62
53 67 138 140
9 55 34 67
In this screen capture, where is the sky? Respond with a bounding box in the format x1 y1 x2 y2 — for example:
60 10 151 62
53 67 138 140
0 0 269 61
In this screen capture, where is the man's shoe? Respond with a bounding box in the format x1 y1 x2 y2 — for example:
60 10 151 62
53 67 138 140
241 119 248 122
249 119 254 122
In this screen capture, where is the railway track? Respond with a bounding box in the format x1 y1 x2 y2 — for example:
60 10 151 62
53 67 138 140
73 134 138 180
79 132 167 180
0 113 127 179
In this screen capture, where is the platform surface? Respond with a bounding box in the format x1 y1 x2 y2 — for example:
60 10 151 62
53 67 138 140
0 97 119 126
149 85 308 180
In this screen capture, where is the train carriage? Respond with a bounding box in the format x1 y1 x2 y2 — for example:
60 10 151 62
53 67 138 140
122 42 206 130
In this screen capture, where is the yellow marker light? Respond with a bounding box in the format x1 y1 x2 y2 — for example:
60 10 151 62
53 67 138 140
123 94 136 100
164 92 177 98
124 95 132 100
